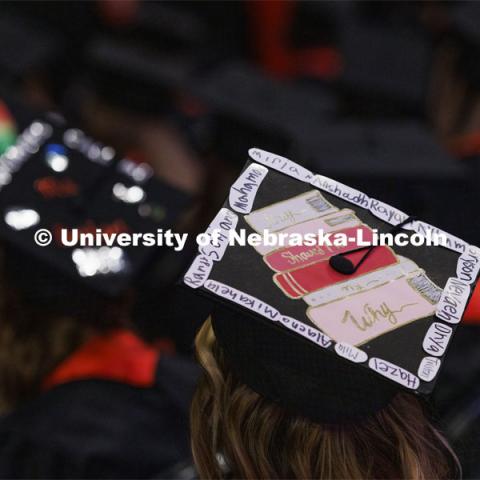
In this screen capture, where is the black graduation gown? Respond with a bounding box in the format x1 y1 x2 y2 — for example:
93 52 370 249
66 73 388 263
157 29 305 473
0 355 199 479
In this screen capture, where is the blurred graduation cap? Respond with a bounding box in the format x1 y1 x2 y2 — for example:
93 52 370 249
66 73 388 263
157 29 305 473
183 148 478 423
337 16 432 114
192 62 337 164
448 2 480 88
0 91 39 131
0 13 64 87
289 2 340 49
85 36 201 115
133 1 210 50
0 100 17 155
293 120 474 243
0 115 189 297
297 120 460 180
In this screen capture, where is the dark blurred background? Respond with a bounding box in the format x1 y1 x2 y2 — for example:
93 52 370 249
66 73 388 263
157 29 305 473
1 0 480 477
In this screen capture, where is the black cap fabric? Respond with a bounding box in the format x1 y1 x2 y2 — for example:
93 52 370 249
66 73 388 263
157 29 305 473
0 115 190 295
337 18 432 112
0 13 63 80
449 3 480 88
212 303 398 424
184 148 479 423
194 62 336 132
192 62 336 164
294 120 472 242
85 36 200 115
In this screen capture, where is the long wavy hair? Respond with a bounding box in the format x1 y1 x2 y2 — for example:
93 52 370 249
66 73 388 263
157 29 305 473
191 318 460 479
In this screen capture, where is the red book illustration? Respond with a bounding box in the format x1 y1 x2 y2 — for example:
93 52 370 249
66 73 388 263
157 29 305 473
264 225 373 272
273 246 398 299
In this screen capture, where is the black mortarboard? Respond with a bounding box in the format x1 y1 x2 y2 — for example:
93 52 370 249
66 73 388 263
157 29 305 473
0 91 45 134
84 35 205 116
0 13 64 85
293 120 473 243
337 17 432 114
289 2 339 49
183 148 478 424
448 2 480 88
0 114 189 296
194 62 337 130
192 62 337 164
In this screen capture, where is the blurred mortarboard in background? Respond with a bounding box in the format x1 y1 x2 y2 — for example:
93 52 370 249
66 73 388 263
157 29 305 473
0 13 64 87
0 100 17 155
133 0 248 58
183 148 479 423
293 120 474 243
84 36 201 116
133 1 209 51
448 2 480 88
0 91 40 131
193 62 337 164
0 114 190 297
81 1 247 118
289 2 340 49
336 13 432 115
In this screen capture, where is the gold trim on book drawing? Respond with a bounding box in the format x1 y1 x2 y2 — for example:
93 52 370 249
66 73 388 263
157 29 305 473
272 248 401 300
282 274 303 297
306 271 431 308
244 190 339 233
305 276 437 346
304 275 406 308
261 221 371 273
303 263 427 308
254 209 361 256
304 270 420 310
276 270 308 298
324 213 359 227
406 273 443 305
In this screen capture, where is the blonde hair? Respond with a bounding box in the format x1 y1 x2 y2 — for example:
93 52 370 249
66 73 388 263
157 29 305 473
191 318 459 479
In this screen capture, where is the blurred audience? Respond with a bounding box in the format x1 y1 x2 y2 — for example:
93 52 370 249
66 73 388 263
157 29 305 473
0 246 198 478
0 0 479 478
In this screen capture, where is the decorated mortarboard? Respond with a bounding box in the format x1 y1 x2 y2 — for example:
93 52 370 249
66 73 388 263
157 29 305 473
0 100 16 155
0 115 189 296
183 147 479 424
0 91 40 131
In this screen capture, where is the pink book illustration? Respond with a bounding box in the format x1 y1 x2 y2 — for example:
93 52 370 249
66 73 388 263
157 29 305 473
307 272 442 346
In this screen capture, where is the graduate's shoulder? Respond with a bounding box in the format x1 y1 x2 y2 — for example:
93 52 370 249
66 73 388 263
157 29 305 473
0 379 191 477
